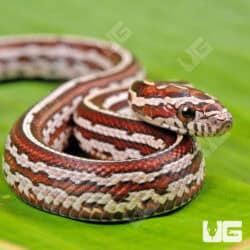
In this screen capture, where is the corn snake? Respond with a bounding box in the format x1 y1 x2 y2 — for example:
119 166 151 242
1 35 232 222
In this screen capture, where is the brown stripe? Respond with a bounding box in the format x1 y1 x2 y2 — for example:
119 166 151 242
47 121 72 146
10 121 195 175
7 168 203 222
108 100 128 112
132 82 189 98
0 39 122 63
132 104 176 119
4 148 202 201
91 88 127 108
75 126 157 156
75 102 177 147
132 81 212 100
32 61 141 142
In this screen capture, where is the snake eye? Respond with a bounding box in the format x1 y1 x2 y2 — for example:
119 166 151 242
182 106 195 119
178 104 196 121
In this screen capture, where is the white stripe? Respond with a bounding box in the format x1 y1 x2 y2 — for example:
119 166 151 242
42 72 143 144
5 135 198 186
0 45 114 70
22 72 144 163
117 107 135 116
2 59 99 79
129 89 216 108
73 114 166 150
136 114 188 134
3 160 204 214
83 74 144 119
74 129 143 160
42 97 82 144
102 91 128 109
51 128 72 151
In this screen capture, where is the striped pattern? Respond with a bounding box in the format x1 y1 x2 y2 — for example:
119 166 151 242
129 80 232 136
0 35 232 222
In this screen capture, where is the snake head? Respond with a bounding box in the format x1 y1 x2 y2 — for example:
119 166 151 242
129 80 233 136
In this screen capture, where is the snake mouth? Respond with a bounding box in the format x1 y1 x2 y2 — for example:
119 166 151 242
216 118 233 135
200 110 233 136
215 111 233 135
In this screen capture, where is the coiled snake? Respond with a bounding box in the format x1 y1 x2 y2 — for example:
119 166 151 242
2 36 232 222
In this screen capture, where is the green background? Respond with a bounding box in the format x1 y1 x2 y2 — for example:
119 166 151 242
0 1 249 249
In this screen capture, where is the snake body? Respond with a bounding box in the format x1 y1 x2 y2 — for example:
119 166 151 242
2 36 232 222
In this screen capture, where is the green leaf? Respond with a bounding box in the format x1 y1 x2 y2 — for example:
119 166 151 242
0 1 249 249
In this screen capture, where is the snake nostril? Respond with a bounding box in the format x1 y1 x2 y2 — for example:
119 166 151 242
225 120 232 129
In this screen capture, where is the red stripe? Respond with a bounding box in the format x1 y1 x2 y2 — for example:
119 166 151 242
75 102 177 147
4 148 202 201
10 119 195 176
75 126 156 155
132 104 176 119
48 122 72 146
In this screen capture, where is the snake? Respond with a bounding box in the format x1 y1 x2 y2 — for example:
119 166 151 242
1 35 232 222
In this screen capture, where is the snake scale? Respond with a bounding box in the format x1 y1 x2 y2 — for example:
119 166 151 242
1 35 232 222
